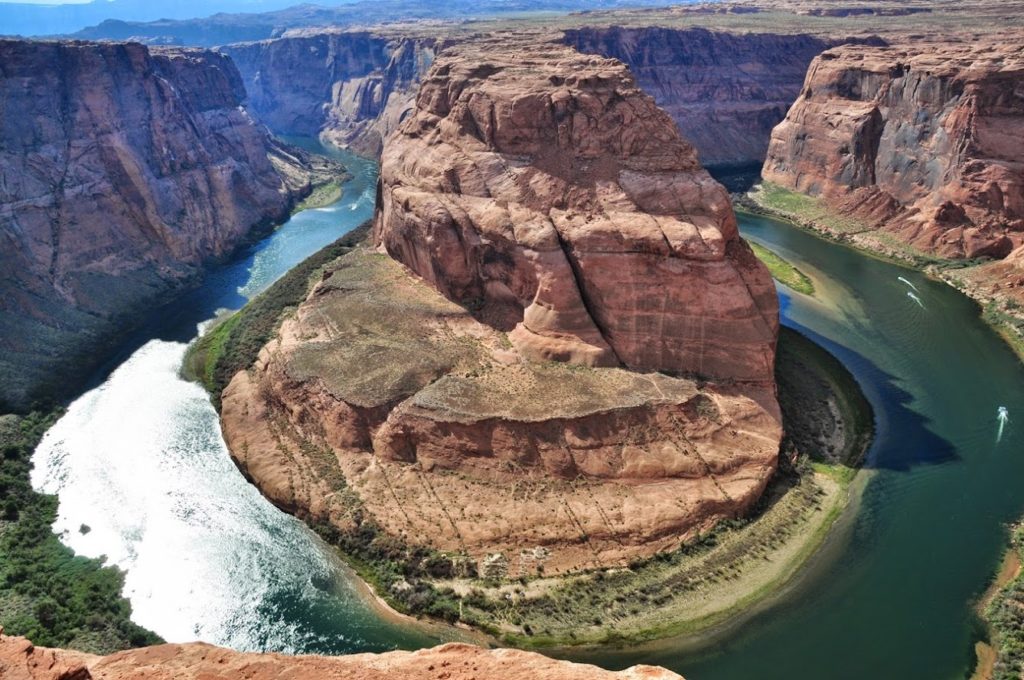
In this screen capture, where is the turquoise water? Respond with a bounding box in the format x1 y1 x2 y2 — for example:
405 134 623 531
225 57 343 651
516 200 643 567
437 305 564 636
31 142 460 654
571 213 1024 679
31 151 1024 677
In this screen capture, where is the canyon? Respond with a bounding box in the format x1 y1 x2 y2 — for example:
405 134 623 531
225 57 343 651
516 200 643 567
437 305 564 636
221 32 443 157
0 633 683 680
220 37 783 584
562 27 877 166
0 39 333 412
6 1 1024 678
218 25 867 168
761 41 1024 261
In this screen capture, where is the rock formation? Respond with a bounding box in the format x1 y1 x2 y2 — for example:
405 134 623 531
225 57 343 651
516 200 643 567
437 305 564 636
221 38 782 577
0 633 683 680
563 27 873 166
221 31 443 156
762 41 1024 260
375 36 779 382
0 39 330 412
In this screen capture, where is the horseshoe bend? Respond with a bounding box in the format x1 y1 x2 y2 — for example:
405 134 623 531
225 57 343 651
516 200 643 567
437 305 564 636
210 36 855 646
14 1 1024 678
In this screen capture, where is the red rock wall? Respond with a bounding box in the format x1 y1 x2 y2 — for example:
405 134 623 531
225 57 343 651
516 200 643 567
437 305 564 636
762 42 1024 259
563 27 876 166
221 32 443 156
374 37 779 384
0 39 300 411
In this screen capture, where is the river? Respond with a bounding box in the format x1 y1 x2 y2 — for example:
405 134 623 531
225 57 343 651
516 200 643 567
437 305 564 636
30 142 450 655
30 150 1024 678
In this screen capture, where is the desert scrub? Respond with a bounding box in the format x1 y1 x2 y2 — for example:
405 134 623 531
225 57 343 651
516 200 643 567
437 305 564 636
185 221 371 403
0 411 161 653
751 182 869 235
982 301 1024 364
985 525 1024 679
749 241 815 295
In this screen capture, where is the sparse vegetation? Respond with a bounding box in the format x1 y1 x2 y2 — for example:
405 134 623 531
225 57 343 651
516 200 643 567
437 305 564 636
183 221 372 402
984 525 1024 679
0 411 161 653
749 241 815 295
752 182 870 236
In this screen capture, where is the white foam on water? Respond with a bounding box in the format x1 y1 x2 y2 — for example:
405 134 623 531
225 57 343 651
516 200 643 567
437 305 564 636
31 340 345 651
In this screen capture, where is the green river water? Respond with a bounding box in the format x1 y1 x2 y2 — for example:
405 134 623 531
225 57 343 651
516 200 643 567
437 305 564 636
30 152 1024 678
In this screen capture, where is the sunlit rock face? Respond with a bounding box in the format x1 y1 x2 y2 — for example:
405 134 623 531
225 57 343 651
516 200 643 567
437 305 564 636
218 36 782 577
0 634 686 680
374 36 780 383
763 41 1024 260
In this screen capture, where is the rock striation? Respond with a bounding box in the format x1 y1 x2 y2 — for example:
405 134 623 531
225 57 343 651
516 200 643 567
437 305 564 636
762 41 1024 260
0 633 684 680
563 26 872 166
375 37 780 383
221 31 443 156
0 39 325 412
221 38 782 577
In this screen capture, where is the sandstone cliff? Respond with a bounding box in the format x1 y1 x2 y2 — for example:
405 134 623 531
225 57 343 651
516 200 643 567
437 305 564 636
221 31 442 157
375 36 779 383
563 26 869 166
0 633 683 680
0 39 328 412
220 38 782 579
762 41 1024 260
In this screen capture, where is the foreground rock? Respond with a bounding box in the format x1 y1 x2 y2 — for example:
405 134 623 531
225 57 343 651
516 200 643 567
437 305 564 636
762 41 1024 261
0 634 683 680
221 37 781 583
0 39 331 412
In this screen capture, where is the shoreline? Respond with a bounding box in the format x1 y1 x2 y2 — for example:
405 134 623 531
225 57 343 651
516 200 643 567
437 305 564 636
738 187 1024 365
197 226 875 649
971 548 1022 680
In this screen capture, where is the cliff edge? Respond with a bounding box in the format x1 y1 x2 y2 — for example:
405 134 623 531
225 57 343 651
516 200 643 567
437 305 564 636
762 41 1024 261
0 633 683 680
0 39 331 411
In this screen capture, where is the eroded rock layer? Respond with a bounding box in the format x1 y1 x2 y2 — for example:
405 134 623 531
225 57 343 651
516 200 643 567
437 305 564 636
222 248 781 574
375 37 780 384
0 39 318 411
762 41 1024 260
0 634 683 680
222 38 782 576
563 27 871 166
221 31 442 156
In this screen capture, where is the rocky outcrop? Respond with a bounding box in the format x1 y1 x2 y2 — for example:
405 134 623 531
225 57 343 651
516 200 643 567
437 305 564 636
221 38 782 577
221 248 782 574
0 39 328 412
762 41 1024 260
0 633 683 680
563 26 871 166
221 31 443 156
375 36 779 383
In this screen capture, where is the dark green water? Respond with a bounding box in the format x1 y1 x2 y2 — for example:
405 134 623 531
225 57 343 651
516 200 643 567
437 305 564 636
572 213 1024 679
30 142 1024 677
